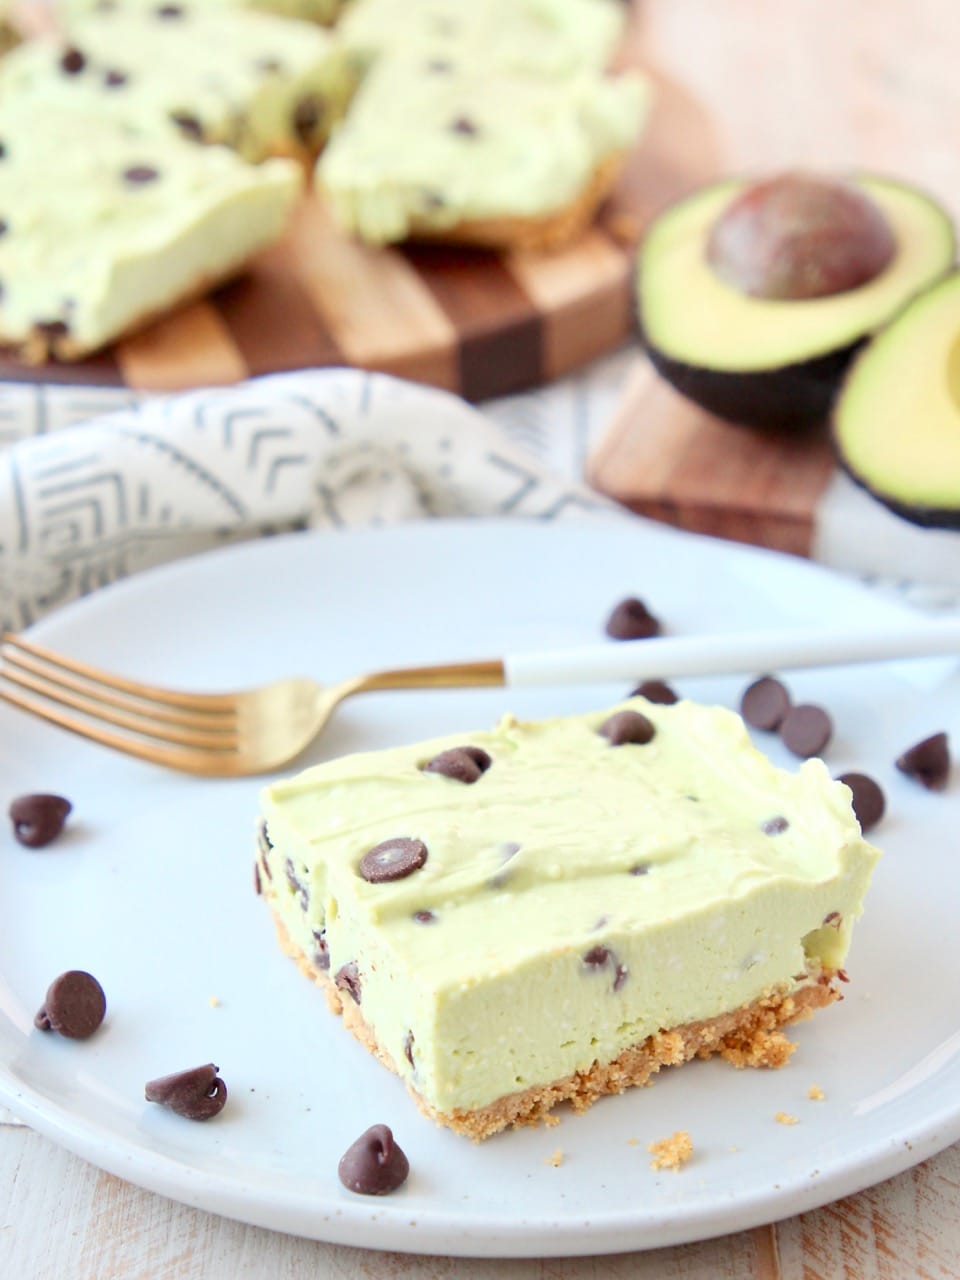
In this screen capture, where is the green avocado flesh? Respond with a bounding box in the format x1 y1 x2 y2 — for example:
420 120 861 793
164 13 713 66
639 176 955 372
833 271 960 522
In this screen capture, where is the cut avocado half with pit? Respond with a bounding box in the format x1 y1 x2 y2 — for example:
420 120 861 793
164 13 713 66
833 270 960 528
637 176 955 432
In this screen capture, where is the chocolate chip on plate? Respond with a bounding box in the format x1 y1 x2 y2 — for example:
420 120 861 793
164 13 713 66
123 165 160 185
630 679 678 705
896 732 950 790
338 1124 410 1195
421 746 491 784
740 676 791 730
780 704 832 759
836 771 886 832
598 710 655 746
9 793 72 848
605 596 661 641
34 970 105 1039
60 47 86 75
761 815 789 835
359 837 428 883
145 1063 227 1120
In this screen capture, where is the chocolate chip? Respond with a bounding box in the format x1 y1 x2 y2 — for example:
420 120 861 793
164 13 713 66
35 970 105 1039
0 219 9 238
403 1031 415 1068
822 911 842 929
338 1124 409 1196
450 115 479 137
740 676 791 730
421 746 491 784
412 910 436 924
0 142 6 160
335 961 362 1004
582 945 628 991
312 928 330 971
896 732 950 790
359 837 427 883
598 710 655 746
170 111 203 140
780 704 832 759
427 58 453 72
253 862 262 896
630 679 678 705
123 165 159 185
60 47 86 75
103 68 128 88
155 4 184 16
36 319 70 340
761 815 789 835
285 857 309 911
293 95 323 144
629 862 650 876
836 772 886 832
145 1063 227 1120
256 57 284 73
9 794 72 848
605 597 661 641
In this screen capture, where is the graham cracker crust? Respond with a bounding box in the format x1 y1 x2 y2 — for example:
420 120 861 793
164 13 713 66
269 907 840 1142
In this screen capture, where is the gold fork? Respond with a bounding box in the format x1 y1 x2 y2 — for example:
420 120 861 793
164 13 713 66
2 617 960 777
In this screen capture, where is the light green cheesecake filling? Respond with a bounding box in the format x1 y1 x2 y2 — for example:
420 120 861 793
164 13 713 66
63 0 346 24
0 7 353 160
259 698 879 1116
0 98 300 354
317 54 650 244
337 0 627 79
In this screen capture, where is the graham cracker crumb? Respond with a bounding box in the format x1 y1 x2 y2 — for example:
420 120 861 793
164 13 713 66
208 996 221 1008
775 1111 799 1126
807 1084 825 1101
543 1114 561 1129
545 1149 564 1168
648 1130 693 1171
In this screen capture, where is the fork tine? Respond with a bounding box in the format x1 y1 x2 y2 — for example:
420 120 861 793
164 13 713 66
1 633 239 714
0 684 246 777
1 642 238 733
0 666 240 750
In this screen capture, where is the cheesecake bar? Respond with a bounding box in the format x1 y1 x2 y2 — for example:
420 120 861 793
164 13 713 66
0 5 352 160
0 97 300 359
336 0 628 80
256 697 879 1139
317 53 649 249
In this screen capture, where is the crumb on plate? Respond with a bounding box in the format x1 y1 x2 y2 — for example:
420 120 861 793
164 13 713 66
648 1130 693 1171
807 1084 825 1101
775 1111 799 1126
545 1148 563 1168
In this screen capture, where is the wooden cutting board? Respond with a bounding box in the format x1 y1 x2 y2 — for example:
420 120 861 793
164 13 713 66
587 357 837 557
0 15 720 400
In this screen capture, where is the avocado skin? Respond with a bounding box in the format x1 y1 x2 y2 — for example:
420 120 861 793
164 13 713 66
834 450 960 531
639 317 862 433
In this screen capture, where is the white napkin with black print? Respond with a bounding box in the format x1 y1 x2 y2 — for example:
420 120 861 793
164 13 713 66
0 367 622 634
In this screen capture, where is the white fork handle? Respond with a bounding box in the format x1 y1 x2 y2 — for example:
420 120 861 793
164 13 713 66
503 617 960 688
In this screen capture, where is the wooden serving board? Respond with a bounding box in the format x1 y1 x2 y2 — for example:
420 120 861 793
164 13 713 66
0 23 720 400
587 356 837 558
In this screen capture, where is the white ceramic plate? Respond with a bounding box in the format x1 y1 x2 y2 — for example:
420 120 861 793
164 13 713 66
1 519 958 1258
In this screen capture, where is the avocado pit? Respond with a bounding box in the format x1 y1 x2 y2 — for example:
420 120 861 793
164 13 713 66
706 172 896 301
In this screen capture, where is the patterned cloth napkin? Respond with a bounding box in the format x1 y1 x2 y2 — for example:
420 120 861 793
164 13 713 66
0 366 629 634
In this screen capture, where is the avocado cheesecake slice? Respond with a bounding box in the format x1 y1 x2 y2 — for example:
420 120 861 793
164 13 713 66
0 96 300 361
256 696 879 1139
637 174 954 432
0 4 353 161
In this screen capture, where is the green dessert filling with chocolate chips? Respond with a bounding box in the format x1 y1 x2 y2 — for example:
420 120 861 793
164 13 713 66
0 4 353 160
317 51 649 245
257 697 879 1126
0 97 300 357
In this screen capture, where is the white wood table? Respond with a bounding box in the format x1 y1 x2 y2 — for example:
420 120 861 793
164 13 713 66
5 2 960 1275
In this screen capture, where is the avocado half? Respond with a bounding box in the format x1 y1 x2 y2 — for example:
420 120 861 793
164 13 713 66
636 176 955 432
833 270 960 528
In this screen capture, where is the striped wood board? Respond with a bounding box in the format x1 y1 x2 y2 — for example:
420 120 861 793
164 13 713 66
0 48 720 399
588 356 837 557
